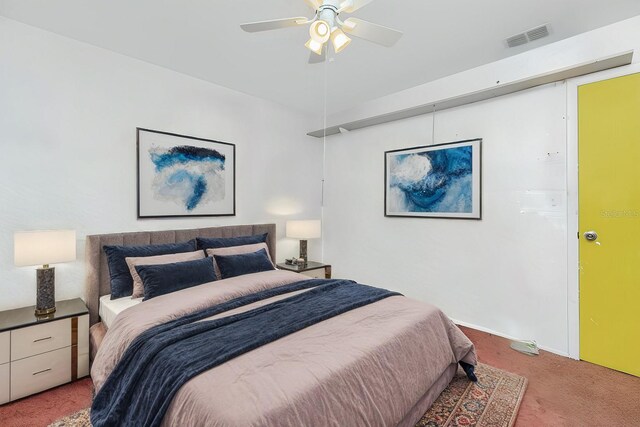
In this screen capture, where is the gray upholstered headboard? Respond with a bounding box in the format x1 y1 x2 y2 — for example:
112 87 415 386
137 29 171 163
84 224 276 326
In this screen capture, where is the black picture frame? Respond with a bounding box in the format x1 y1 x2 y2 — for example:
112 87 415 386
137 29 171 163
384 138 482 220
136 127 236 219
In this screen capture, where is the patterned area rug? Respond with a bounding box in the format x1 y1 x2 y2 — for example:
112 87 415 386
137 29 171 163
49 408 91 427
49 363 526 427
416 363 527 427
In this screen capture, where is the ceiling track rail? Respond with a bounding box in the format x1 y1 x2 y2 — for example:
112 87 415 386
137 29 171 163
307 50 634 138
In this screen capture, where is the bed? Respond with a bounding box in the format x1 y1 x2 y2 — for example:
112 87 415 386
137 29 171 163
85 224 476 426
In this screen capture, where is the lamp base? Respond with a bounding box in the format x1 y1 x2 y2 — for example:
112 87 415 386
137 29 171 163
299 239 308 265
35 307 56 316
36 266 56 316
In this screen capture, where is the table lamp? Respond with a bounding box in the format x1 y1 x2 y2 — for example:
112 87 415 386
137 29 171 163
14 230 76 316
286 220 321 264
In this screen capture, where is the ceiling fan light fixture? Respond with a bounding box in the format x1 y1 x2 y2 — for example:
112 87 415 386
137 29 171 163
331 28 351 53
240 0 404 63
305 38 324 55
310 20 331 43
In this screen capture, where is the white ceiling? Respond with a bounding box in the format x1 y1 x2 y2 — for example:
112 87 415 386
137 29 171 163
1 1 640 115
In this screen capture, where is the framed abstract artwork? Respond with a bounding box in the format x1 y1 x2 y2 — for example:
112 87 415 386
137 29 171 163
137 128 236 218
385 139 482 219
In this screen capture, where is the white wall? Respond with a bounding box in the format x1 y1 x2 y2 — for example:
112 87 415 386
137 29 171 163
322 15 640 356
323 84 569 353
0 17 322 311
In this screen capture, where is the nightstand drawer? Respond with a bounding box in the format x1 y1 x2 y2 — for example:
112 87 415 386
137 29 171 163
11 347 71 400
11 318 71 361
0 332 9 364
0 363 9 404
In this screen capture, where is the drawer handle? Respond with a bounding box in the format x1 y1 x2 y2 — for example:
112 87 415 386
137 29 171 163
33 336 52 343
32 368 52 376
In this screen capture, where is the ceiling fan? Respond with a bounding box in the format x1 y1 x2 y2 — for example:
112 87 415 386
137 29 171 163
240 0 403 63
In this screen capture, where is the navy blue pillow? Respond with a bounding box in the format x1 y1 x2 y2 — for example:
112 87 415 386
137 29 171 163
196 233 268 251
103 240 197 299
136 257 217 301
213 248 275 280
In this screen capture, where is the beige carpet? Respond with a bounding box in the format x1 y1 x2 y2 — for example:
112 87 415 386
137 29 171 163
50 363 526 427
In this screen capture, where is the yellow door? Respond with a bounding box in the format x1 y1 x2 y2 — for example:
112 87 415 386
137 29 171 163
578 72 640 377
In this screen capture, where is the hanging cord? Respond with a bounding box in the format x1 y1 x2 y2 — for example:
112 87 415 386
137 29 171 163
322 47 328 207
321 46 329 261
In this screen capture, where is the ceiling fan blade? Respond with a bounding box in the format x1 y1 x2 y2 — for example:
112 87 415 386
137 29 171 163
342 18 403 47
340 0 376 13
304 0 323 10
240 17 308 33
308 46 327 64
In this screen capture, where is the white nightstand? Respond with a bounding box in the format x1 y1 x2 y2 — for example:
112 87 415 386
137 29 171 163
0 298 89 404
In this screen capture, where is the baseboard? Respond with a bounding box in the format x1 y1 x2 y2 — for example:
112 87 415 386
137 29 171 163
451 318 572 359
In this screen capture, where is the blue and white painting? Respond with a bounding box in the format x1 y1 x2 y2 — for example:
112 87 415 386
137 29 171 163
150 145 225 211
385 139 481 219
137 129 235 218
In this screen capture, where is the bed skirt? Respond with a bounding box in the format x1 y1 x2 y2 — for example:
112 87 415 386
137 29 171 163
399 363 458 426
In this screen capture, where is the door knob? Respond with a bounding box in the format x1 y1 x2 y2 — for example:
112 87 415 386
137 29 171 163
584 231 598 241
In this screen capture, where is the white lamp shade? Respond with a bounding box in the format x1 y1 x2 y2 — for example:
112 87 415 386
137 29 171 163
14 230 76 267
309 20 331 43
331 28 351 53
305 38 324 55
286 220 321 239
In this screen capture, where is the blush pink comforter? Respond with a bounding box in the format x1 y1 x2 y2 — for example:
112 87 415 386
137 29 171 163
92 270 476 427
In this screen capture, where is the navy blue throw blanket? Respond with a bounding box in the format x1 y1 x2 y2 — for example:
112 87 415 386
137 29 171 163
91 279 401 427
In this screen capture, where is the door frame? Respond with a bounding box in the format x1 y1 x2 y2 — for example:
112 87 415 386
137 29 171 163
566 62 640 360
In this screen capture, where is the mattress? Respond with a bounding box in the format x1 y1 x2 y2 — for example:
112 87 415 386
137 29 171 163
99 294 142 329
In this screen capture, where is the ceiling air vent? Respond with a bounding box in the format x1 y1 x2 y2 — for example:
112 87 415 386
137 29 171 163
527 25 550 41
506 24 550 48
506 33 528 48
